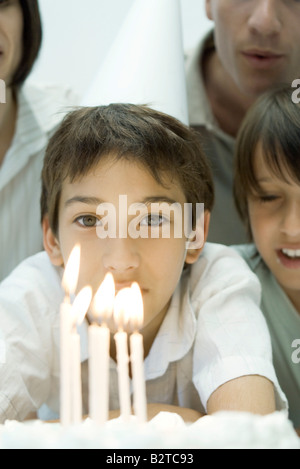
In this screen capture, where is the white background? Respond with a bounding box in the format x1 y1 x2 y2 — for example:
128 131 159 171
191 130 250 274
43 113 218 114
29 0 212 98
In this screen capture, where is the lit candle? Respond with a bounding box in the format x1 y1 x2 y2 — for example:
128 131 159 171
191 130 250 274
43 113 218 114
70 286 93 425
60 245 81 427
114 288 132 422
129 283 147 424
89 273 115 424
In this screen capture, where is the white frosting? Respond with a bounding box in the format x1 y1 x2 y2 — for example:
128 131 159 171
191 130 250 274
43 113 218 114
0 411 299 449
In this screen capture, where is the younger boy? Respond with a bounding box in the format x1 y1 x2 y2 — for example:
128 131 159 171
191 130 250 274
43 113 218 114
234 85 300 431
0 103 286 423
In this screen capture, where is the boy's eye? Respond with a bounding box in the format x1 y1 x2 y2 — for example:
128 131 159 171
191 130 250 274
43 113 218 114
140 214 166 227
75 215 101 227
259 195 280 203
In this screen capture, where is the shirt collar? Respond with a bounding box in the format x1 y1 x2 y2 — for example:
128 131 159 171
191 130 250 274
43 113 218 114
144 268 197 380
79 269 197 379
0 83 68 190
186 29 216 128
185 29 235 145
16 85 48 152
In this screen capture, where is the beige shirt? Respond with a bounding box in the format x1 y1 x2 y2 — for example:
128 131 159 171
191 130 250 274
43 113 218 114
185 30 248 245
0 83 76 282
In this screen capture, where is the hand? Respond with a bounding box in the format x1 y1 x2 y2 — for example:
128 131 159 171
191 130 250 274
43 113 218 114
109 404 204 423
146 403 203 423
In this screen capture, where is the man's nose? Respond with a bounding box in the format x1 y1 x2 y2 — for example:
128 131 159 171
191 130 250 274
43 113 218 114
248 0 282 37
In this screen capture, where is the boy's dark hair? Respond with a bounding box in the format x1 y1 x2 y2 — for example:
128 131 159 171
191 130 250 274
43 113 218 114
41 103 214 236
11 0 42 89
234 85 300 240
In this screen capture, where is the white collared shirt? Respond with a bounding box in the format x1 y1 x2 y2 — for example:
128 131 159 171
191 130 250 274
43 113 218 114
0 82 76 282
0 244 287 422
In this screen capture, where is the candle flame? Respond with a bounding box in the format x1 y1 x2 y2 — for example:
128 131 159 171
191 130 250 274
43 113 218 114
71 286 93 327
113 283 144 331
130 283 144 331
62 244 81 297
114 287 132 330
92 273 115 323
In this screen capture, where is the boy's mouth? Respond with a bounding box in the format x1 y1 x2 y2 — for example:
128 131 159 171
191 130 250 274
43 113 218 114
114 283 148 295
115 283 134 294
281 248 300 259
277 248 300 269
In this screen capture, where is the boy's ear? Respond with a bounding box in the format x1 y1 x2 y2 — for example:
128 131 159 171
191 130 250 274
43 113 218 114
42 215 64 267
185 210 211 265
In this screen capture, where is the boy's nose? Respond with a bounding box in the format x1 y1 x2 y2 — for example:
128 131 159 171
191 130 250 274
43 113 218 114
248 0 282 37
280 202 300 238
102 238 140 273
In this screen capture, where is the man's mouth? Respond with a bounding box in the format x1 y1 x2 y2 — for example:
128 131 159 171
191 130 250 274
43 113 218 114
242 49 284 67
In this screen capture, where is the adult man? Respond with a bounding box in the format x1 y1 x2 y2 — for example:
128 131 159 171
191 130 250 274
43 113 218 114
186 0 300 244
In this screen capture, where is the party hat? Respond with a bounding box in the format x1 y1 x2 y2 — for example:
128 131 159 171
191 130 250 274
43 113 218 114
81 0 188 125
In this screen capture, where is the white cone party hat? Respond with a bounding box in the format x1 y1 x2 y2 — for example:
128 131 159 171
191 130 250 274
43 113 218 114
81 0 189 125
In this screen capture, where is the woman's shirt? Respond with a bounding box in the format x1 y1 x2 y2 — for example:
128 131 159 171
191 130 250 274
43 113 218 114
0 82 75 282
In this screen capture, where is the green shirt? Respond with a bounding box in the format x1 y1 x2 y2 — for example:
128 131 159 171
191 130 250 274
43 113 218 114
233 244 300 428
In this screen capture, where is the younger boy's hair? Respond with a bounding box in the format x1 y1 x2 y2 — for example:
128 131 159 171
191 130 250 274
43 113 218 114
234 85 300 240
41 103 214 236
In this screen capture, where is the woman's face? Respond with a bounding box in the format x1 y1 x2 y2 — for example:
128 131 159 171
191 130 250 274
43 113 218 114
0 0 23 86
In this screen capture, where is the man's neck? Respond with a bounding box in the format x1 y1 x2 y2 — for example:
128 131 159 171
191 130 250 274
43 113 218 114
203 49 254 138
0 87 17 167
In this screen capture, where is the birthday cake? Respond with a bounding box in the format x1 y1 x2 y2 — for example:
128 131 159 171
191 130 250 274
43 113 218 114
0 411 299 450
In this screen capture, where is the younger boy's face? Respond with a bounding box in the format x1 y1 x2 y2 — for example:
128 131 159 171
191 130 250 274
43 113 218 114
248 144 300 310
44 156 208 334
